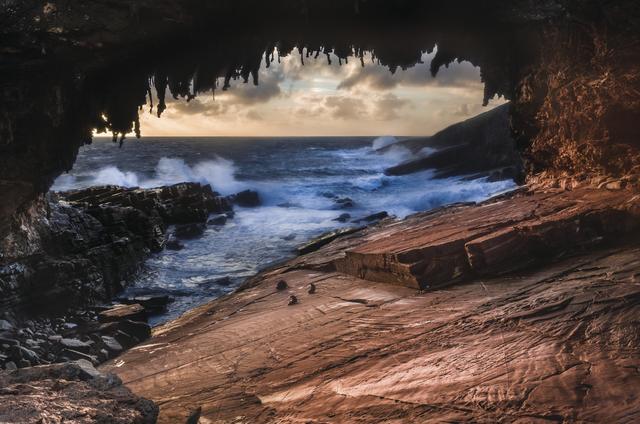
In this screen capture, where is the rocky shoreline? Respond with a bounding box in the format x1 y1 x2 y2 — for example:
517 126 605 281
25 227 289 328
0 182 262 374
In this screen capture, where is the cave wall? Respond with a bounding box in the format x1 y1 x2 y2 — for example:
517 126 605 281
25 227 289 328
512 14 640 182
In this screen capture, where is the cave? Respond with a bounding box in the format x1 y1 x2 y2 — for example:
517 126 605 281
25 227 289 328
1 1 640 422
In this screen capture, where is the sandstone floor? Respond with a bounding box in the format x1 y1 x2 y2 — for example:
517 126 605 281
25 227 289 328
103 187 640 423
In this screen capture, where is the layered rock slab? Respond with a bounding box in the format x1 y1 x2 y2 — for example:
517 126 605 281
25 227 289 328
335 187 640 289
104 187 640 423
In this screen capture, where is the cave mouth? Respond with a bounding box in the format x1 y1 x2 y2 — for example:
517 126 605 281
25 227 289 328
50 53 518 324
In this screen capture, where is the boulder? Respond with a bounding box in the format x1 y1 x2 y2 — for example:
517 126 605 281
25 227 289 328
165 236 185 251
59 338 93 353
333 213 351 223
351 211 389 224
334 197 354 208
117 320 151 342
9 345 40 365
98 304 147 323
118 295 172 314
101 336 123 354
173 223 206 239
0 320 14 331
229 190 260 207
207 214 227 226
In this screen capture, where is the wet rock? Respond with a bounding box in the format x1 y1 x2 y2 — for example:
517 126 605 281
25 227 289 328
384 104 522 181
101 336 123 354
117 320 151 342
308 283 316 294
229 190 260 207
0 320 14 331
281 233 297 241
98 304 147 323
277 202 300 208
288 295 298 306
207 214 227 226
4 361 17 371
334 197 354 208
351 211 389 224
1 183 232 312
165 236 185 251
118 296 172 314
297 227 364 255
173 223 206 239
333 213 351 223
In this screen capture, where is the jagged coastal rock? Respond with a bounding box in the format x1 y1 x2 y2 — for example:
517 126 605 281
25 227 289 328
384 104 523 181
1 182 231 311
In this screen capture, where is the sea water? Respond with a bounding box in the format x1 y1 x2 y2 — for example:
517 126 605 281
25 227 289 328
53 136 515 324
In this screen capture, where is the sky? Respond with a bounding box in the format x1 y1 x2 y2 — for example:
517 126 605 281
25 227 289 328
135 50 506 137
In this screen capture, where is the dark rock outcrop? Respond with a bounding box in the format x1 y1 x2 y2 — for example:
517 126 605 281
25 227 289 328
384 104 523 181
229 190 261 208
0 183 229 312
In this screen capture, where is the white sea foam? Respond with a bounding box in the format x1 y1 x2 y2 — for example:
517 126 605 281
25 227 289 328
144 157 247 195
371 135 398 150
94 166 140 187
54 156 248 195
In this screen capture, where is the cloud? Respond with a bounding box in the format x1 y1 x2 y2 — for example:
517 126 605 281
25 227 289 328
245 109 263 121
373 93 411 121
221 70 284 104
170 98 228 117
324 96 367 120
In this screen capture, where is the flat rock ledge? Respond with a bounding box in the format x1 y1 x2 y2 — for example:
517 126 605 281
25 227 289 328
0 360 158 423
102 185 640 423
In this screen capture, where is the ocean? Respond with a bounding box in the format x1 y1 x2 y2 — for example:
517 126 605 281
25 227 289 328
53 136 515 324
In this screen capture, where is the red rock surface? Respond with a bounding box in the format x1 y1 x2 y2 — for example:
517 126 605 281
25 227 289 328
103 186 640 422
